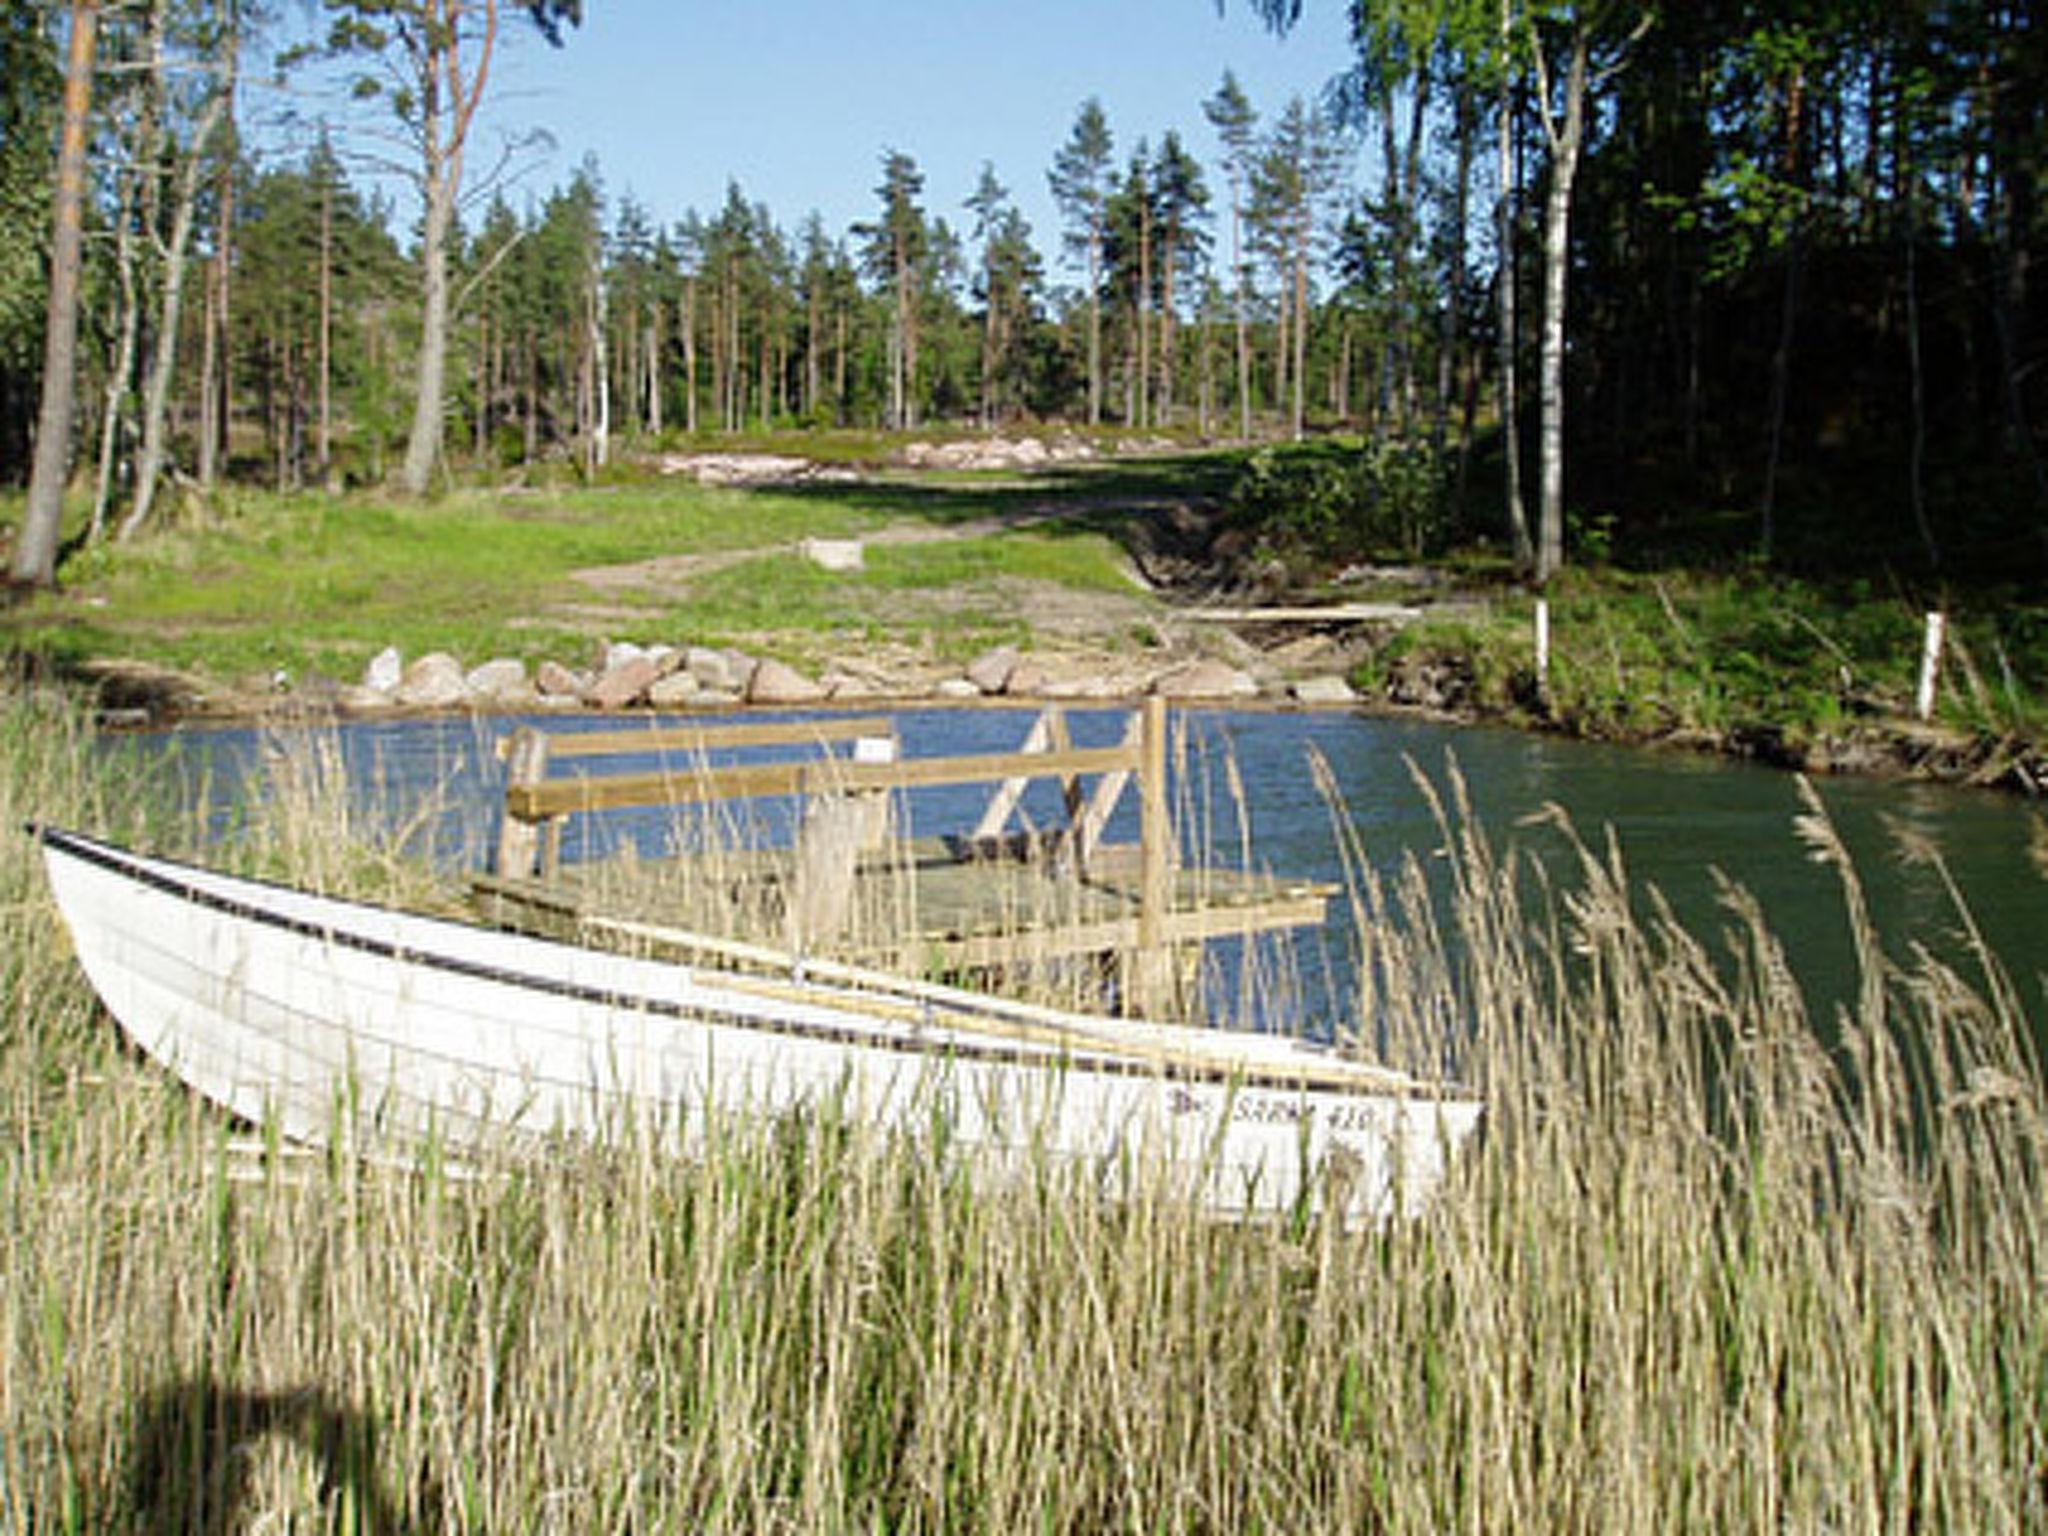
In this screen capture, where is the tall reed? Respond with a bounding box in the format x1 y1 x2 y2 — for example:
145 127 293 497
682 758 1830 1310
2 694 2042 1531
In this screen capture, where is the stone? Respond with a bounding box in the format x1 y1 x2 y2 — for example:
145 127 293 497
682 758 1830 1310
724 650 760 693
746 657 826 704
799 537 864 573
362 645 404 694
586 654 662 710
394 652 467 709
1151 659 1259 701
647 672 701 708
464 657 531 703
1002 658 1049 697
684 646 733 690
601 639 648 671
1291 675 1359 707
934 677 982 701
965 646 1020 695
535 660 585 698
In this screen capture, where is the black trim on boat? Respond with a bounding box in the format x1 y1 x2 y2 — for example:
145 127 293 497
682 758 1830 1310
36 826 1388 1098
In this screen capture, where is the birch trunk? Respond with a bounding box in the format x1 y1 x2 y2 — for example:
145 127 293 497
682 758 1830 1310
1533 22 1588 584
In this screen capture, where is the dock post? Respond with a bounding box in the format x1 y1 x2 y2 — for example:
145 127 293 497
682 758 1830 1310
496 726 551 877
1132 695 1173 1016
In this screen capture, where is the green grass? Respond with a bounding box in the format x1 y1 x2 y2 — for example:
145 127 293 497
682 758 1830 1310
1377 567 2048 750
2 691 2045 1528
2 472 1153 686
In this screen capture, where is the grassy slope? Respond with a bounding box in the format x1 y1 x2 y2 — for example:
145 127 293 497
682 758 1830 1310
0 469 1148 685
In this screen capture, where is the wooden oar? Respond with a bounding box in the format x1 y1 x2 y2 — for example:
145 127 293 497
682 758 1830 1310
576 908 1427 1095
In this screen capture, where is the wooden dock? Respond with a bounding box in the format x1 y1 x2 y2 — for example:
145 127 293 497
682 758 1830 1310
473 701 1335 1017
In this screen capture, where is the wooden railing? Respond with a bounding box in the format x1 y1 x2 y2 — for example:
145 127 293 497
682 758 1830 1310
493 701 1179 1000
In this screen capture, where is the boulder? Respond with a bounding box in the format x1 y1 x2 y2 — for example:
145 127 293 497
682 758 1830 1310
465 657 531 703
647 672 701 708
394 652 467 709
601 639 648 671
823 672 882 700
1002 658 1049 697
362 645 404 695
799 537 864 573
586 654 662 710
934 677 982 701
535 660 585 698
965 646 1020 695
1151 659 1259 702
684 646 733 691
1291 675 1359 707
746 658 826 704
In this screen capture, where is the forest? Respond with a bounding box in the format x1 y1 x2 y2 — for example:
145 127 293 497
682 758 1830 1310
0 0 2043 593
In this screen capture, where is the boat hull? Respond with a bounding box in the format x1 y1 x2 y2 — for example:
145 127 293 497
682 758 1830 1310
38 828 1480 1221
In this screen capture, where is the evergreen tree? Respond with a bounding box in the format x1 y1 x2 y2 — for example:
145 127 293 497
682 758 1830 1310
1203 72 1258 438
1048 97 1114 426
858 150 928 430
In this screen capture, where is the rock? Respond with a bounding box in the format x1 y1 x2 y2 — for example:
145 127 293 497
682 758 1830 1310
337 684 393 713
822 671 882 700
660 452 814 485
647 671 701 708
465 657 531 703
799 537 864 573
935 678 982 701
1002 658 1049 697
394 652 468 709
746 658 826 704
535 660 585 698
1291 675 1359 707
965 646 1020 695
724 650 759 693
1151 659 1259 701
683 646 732 690
363 645 404 694
601 639 648 671
586 654 662 710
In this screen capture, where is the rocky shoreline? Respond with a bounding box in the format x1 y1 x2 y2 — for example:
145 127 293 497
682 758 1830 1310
70 633 2047 802
76 633 1354 726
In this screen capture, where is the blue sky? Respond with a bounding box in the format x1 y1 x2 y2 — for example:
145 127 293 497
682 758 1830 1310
468 0 1363 261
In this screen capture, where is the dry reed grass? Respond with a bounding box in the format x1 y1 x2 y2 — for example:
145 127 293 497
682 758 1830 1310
1 696 2042 1531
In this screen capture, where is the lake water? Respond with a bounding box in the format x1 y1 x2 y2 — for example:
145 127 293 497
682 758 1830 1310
136 705 2048 1041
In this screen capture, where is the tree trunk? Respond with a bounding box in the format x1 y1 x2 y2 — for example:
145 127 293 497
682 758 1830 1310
403 153 456 492
1497 0 1531 572
1534 22 1589 585
124 79 230 542
13 0 99 590
681 278 698 435
91 170 141 544
198 145 233 491
1086 226 1103 427
399 0 497 496
318 164 332 476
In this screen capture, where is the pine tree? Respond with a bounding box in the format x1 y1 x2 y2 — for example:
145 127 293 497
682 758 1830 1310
1049 98 1114 426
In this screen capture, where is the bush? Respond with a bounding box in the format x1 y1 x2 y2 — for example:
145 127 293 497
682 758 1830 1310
1226 441 1450 570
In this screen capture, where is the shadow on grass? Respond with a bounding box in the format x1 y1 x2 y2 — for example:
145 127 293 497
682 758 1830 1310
772 452 1243 531
126 1377 434 1533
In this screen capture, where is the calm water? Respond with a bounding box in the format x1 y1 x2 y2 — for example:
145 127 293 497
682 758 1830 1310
136 706 2048 1038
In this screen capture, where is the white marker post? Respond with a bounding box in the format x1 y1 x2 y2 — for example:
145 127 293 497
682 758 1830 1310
1916 611 1945 722
1534 598 1551 697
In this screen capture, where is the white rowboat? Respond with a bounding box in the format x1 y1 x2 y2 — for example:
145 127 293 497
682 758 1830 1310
37 827 1482 1221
